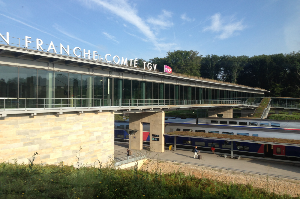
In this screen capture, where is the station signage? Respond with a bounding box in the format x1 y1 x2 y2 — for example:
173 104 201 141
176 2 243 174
164 65 172 73
0 32 157 71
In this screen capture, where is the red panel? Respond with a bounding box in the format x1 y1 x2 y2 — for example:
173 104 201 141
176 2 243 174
273 145 286 155
257 144 264 154
143 132 150 141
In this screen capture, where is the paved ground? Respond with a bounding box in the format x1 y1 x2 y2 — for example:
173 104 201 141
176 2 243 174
114 142 300 180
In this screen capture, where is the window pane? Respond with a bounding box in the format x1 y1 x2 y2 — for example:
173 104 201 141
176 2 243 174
124 79 131 100
0 66 18 108
165 84 169 99
55 72 69 98
82 75 93 107
55 71 69 107
19 67 37 108
0 65 18 98
103 77 112 106
94 76 103 106
170 84 174 100
153 83 158 99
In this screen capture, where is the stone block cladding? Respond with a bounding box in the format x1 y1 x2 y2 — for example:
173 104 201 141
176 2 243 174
129 112 165 153
0 112 114 168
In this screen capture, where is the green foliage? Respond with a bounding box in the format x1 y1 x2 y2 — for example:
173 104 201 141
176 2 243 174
114 114 128 121
149 50 300 97
0 161 296 199
252 98 271 118
268 114 300 120
150 50 202 77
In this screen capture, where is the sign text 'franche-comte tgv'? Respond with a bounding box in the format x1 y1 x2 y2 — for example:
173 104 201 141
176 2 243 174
0 32 157 71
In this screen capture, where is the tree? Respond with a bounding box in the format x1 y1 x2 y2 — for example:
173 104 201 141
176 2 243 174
165 50 202 77
200 55 221 80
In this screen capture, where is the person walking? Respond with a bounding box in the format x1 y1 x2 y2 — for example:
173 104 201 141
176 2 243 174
193 146 198 159
211 143 215 154
127 149 131 160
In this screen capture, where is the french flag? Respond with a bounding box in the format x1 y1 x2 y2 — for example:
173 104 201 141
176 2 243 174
164 65 172 73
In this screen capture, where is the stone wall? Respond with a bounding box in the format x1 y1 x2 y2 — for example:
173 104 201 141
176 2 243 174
0 112 114 167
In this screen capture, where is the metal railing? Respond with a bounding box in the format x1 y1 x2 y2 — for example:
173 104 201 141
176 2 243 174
114 151 146 167
261 99 272 119
0 97 244 112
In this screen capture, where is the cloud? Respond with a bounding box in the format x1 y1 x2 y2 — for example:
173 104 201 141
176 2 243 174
203 13 246 39
147 9 173 29
181 13 194 22
125 31 148 42
102 32 119 44
53 24 101 49
0 13 61 40
78 0 176 51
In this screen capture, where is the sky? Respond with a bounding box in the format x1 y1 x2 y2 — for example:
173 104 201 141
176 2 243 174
0 0 300 61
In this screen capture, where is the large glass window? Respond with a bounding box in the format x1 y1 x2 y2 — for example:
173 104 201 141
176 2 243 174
153 83 158 100
54 72 68 107
132 80 140 99
165 84 170 100
0 66 18 108
159 83 164 99
82 75 93 107
187 87 192 101
170 84 174 100
0 65 18 98
191 87 195 101
69 73 81 107
180 85 184 101
19 67 37 108
38 69 53 108
94 76 103 106
123 79 131 106
175 85 179 104
114 78 123 106
103 77 112 106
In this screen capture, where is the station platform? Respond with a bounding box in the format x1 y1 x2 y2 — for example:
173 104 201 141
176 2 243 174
114 142 300 180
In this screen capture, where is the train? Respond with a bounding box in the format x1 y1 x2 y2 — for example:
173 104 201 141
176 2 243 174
166 117 300 129
114 119 300 161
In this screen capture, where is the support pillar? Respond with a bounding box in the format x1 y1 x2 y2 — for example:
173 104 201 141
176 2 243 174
129 111 165 152
231 141 233 158
174 136 177 151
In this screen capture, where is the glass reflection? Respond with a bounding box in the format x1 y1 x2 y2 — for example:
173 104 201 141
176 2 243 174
19 67 37 108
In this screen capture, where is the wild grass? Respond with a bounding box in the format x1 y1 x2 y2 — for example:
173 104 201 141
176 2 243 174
252 97 271 118
0 153 298 198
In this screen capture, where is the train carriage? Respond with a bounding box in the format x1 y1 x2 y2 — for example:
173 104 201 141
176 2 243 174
115 121 300 162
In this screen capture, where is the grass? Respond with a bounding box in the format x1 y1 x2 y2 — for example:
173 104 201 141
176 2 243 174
252 98 271 118
114 114 129 121
0 155 298 199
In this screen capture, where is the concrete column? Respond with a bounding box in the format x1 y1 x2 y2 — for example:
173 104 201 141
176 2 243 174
231 141 233 158
128 114 143 151
86 76 92 107
46 72 53 108
129 111 165 152
174 136 176 151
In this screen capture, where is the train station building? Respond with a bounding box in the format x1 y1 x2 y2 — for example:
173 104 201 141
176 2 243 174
0 32 267 167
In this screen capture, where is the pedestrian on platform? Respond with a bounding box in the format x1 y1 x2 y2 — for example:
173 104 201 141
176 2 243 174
193 146 198 159
127 149 131 160
211 143 215 154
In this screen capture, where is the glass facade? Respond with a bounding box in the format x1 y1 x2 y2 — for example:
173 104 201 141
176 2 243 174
0 65 264 108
